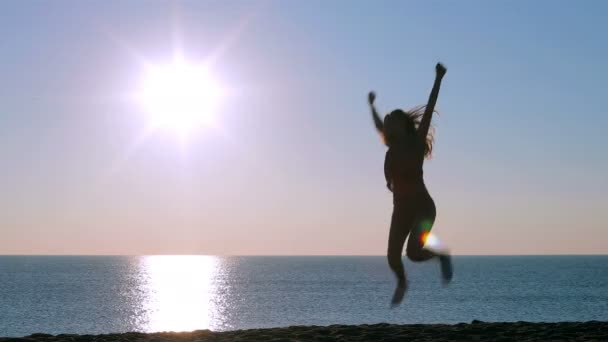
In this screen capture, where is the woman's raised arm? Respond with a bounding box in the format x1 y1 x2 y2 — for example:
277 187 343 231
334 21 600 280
417 63 446 145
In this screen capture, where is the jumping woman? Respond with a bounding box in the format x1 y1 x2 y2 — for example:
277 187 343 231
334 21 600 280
368 63 453 306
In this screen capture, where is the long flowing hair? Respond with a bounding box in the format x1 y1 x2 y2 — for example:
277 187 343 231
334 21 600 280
383 106 436 159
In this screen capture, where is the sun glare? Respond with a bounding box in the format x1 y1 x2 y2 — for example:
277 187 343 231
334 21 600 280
139 59 223 137
141 255 222 332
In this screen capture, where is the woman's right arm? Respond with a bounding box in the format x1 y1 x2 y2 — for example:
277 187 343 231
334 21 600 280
417 63 446 145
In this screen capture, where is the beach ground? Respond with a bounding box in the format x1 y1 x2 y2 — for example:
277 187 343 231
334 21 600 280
2 321 607 342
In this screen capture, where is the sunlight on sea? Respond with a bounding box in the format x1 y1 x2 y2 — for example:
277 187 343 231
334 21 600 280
139 256 224 332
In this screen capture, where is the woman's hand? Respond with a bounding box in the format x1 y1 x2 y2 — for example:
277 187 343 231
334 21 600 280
436 63 447 79
368 91 376 106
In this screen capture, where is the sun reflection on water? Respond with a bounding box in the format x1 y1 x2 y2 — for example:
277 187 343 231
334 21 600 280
140 255 222 332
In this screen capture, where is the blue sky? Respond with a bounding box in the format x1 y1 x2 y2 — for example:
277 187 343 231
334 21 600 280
1 0 606 254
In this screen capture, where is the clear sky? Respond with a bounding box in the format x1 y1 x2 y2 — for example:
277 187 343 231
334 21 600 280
1 0 606 255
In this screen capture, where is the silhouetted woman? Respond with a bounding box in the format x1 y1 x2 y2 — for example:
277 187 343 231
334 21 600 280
368 63 452 306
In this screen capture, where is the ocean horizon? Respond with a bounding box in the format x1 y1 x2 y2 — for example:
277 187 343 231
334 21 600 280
2 255 607 337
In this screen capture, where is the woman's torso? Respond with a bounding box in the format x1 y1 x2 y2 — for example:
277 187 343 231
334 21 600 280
385 141 432 203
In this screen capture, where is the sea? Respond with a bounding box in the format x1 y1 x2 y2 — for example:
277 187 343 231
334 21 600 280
1 255 607 337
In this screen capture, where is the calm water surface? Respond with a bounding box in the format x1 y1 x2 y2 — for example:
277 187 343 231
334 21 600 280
1 256 607 336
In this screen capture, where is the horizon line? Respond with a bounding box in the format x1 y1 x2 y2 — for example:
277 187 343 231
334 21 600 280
1 253 607 257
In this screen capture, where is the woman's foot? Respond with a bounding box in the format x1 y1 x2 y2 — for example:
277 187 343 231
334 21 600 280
439 254 453 284
390 280 408 307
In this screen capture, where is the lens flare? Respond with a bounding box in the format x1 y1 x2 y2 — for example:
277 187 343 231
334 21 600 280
422 231 448 252
423 232 439 247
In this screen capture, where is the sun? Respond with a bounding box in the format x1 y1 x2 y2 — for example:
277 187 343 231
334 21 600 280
139 59 223 137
